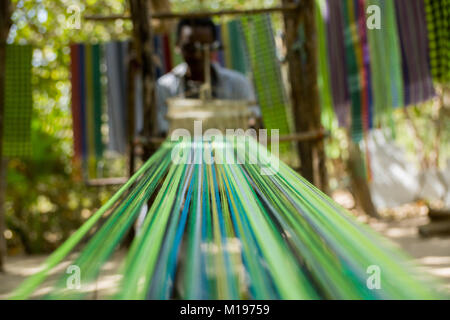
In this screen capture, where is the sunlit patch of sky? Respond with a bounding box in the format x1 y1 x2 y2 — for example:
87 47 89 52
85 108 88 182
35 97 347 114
37 7 48 23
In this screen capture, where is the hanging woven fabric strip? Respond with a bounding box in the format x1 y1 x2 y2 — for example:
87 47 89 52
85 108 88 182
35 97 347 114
227 20 249 75
153 33 174 75
86 44 103 171
325 0 350 127
315 0 335 130
366 0 403 131
239 14 293 153
3 45 32 158
11 137 445 300
221 21 233 69
70 44 83 161
395 0 435 105
341 0 373 143
424 0 450 84
70 43 104 176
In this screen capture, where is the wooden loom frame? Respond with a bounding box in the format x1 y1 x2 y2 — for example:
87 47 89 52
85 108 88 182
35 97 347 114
85 0 328 193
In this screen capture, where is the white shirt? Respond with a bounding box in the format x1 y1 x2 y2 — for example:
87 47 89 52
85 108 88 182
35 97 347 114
155 62 260 134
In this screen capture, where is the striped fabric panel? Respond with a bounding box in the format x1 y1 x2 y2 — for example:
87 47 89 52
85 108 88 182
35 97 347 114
383 0 404 109
227 20 249 75
70 44 104 173
84 44 95 174
221 22 233 69
91 44 103 158
395 0 435 105
342 0 374 142
325 0 350 127
315 0 336 130
366 0 402 131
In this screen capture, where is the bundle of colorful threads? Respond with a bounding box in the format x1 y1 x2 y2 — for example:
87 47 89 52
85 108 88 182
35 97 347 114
11 136 444 300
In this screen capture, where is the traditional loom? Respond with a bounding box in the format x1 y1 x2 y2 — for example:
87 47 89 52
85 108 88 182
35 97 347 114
14 1 446 300
11 136 444 299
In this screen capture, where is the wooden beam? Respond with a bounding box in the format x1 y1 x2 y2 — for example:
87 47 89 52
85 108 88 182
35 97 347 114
282 0 328 192
84 4 301 21
133 128 328 149
277 129 328 142
85 177 128 187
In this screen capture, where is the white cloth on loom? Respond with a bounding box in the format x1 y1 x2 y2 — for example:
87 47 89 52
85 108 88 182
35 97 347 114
155 62 260 135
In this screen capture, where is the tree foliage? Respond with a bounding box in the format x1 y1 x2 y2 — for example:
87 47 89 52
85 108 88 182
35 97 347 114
5 0 132 254
4 0 283 254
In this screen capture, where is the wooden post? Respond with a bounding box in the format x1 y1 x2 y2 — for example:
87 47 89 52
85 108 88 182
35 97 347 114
126 44 137 177
129 0 157 160
0 0 12 272
347 140 379 218
282 0 328 192
127 0 157 246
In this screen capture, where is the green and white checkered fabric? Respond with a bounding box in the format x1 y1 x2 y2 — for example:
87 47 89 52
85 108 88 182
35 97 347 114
424 0 450 84
239 15 293 154
3 45 33 157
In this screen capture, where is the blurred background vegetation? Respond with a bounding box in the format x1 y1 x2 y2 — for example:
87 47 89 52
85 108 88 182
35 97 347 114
4 0 284 255
4 0 449 255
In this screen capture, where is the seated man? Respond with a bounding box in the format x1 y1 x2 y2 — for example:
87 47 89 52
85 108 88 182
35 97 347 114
155 17 260 136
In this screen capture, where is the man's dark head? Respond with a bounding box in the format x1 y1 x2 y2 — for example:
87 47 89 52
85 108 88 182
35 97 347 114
176 18 217 70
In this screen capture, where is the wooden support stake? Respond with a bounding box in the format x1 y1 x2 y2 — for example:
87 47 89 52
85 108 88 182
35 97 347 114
129 0 157 161
126 43 137 177
347 140 379 218
277 129 328 142
282 0 328 193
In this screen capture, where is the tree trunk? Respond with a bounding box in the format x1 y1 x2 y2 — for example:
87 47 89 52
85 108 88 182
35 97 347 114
0 0 11 272
129 0 157 161
282 0 328 193
127 0 157 246
347 141 379 218
0 0 12 272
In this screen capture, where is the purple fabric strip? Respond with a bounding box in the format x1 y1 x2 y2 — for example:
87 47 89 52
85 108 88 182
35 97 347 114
326 0 350 127
395 0 434 106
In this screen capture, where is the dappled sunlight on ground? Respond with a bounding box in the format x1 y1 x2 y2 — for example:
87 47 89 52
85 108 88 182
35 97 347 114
369 216 450 295
1 212 449 298
0 250 125 299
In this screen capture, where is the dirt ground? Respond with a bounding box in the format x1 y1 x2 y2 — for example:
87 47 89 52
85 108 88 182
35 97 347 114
369 216 450 294
1 214 449 299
